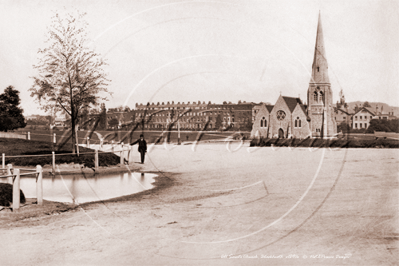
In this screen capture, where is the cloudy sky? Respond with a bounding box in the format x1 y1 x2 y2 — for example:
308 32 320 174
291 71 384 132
0 0 398 115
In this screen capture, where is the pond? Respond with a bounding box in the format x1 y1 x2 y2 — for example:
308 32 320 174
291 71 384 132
0 172 157 204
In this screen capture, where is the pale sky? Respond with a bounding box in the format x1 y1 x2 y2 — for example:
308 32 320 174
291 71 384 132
0 0 398 115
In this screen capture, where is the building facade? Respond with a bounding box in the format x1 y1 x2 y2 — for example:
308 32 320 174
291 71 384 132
133 101 253 131
352 108 375 129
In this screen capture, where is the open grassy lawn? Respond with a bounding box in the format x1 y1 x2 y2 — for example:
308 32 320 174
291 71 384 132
0 138 120 167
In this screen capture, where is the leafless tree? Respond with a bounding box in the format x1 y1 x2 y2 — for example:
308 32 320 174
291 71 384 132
30 11 110 152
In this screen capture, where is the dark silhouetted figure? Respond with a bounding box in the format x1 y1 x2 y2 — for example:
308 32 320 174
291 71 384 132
131 134 147 164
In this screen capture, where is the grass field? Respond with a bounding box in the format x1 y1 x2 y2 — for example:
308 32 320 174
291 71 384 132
0 138 120 167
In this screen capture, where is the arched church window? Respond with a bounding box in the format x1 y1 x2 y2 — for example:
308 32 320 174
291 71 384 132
314 91 318 102
260 117 267 127
317 67 319 72
319 91 324 103
294 117 301 128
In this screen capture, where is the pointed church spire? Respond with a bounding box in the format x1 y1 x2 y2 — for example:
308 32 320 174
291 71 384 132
310 12 330 84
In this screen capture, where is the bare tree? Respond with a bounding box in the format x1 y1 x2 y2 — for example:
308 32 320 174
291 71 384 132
30 11 110 152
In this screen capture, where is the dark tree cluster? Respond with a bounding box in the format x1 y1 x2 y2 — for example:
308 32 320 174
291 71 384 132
366 119 399 133
0 86 26 132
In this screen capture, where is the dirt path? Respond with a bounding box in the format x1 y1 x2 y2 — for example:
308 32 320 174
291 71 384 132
1 144 398 265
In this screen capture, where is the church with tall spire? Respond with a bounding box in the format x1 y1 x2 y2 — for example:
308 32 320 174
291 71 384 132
251 13 337 139
307 12 337 137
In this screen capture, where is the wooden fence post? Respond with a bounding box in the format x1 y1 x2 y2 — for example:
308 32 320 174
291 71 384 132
53 133 56 143
52 151 55 175
13 169 20 210
36 165 43 205
2 153 4 174
95 149 99 171
87 137 90 148
7 164 13 184
111 140 114 153
120 149 124 165
28 132 30 140
127 145 131 164
120 142 125 165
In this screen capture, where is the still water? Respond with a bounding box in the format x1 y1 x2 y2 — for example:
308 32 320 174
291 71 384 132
0 172 156 204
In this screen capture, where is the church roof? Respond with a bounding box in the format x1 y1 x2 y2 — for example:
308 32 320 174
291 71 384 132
282 96 303 113
266 105 274 113
299 104 311 121
300 104 307 114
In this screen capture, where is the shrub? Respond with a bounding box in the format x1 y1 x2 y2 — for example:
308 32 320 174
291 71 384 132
0 183 26 207
250 137 398 148
366 119 399 133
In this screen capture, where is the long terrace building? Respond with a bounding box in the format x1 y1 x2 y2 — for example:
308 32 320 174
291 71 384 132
134 100 254 131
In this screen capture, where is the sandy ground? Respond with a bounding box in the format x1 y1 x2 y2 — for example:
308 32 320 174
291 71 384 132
0 142 398 266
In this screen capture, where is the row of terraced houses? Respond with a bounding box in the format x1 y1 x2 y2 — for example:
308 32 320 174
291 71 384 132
117 100 253 131
29 99 396 134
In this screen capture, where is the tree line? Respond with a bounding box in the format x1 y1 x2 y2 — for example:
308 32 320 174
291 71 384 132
0 86 26 132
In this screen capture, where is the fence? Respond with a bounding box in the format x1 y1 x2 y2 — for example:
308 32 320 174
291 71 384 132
8 129 241 146
0 132 26 139
374 131 399 139
0 164 43 211
0 143 132 210
2 142 131 174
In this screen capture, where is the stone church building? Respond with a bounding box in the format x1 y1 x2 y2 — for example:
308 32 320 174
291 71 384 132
252 14 337 139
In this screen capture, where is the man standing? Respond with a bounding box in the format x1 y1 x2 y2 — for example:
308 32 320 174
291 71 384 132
130 134 147 164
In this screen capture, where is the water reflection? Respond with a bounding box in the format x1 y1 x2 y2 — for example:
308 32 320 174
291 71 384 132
0 172 156 204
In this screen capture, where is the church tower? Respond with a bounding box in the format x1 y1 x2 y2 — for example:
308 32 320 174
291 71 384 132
307 13 337 137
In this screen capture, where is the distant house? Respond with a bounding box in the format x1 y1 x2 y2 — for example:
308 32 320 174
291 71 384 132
374 105 397 121
352 107 375 129
334 108 351 126
107 109 135 129
375 112 397 121
54 116 67 128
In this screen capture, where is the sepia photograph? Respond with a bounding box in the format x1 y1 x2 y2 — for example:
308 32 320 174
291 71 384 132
0 0 398 265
